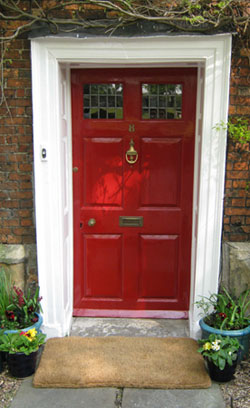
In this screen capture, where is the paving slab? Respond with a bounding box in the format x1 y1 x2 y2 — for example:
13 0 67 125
9 319 225 408
122 385 226 408
10 378 117 408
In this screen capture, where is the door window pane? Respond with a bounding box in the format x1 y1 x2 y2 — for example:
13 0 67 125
83 84 123 119
142 84 182 119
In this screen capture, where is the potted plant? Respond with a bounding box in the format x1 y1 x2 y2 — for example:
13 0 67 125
0 268 43 333
197 334 242 382
196 287 250 361
0 328 46 378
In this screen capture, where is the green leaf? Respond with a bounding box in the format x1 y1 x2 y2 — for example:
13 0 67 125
218 357 226 370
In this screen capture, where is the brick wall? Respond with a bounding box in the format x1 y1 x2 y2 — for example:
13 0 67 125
0 16 249 247
223 46 250 242
0 38 35 245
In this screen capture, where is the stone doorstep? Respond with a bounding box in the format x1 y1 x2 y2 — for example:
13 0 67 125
10 378 225 408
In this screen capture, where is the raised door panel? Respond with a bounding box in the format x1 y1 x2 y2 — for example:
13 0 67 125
140 138 182 207
83 138 123 207
139 235 179 299
84 234 123 298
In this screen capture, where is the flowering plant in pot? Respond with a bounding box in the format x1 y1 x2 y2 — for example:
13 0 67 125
0 329 46 378
196 287 250 361
197 334 242 382
0 268 43 332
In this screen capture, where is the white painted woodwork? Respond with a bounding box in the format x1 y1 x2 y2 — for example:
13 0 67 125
31 34 232 338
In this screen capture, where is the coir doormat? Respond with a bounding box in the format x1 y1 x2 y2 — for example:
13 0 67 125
33 336 211 389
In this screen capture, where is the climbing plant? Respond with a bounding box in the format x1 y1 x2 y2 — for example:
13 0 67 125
0 0 249 45
214 118 250 145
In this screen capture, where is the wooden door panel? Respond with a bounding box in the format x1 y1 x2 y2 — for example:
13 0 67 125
72 68 197 316
84 138 123 207
84 234 123 298
140 138 181 207
139 235 178 299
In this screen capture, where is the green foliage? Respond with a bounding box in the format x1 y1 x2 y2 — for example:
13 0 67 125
0 268 13 320
214 118 250 144
197 334 242 370
0 329 46 355
0 275 43 330
195 287 250 330
228 118 250 144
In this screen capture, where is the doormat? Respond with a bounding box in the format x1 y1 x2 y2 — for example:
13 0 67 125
33 337 211 389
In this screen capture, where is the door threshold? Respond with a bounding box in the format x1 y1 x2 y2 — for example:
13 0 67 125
73 308 188 319
71 316 189 337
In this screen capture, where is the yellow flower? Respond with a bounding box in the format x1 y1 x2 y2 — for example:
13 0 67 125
25 328 37 341
203 342 212 350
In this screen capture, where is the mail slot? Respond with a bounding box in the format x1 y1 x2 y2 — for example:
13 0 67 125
119 216 143 227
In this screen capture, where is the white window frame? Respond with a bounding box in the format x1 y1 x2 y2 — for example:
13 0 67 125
31 34 231 338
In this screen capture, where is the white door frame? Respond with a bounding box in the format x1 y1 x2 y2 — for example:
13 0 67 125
31 34 231 338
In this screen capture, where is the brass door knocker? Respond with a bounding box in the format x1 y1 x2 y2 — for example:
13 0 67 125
126 138 138 164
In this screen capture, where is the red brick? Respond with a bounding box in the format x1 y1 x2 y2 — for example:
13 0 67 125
241 226 250 233
20 200 33 208
21 219 33 226
16 89 25 97
232 198 245 207
226 171 249 180
18 163 32 171
229 234 248 241
232 180 247 188
0 182 19 190
6 235 22 244
226 162 233 170
233 162 249 170
9 191 33 199
231 216 245 224
225 208 250 215
13 227 32 236
225 180 232 188
18 209 32 218
20 182 32 190
2 219 19 227
236 106 250 115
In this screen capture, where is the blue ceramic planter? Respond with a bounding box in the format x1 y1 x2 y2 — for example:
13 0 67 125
200 318 250 362
3 313 43 335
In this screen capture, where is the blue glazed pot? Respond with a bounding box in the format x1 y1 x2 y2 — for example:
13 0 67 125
3 313 43 335
199 318 250 362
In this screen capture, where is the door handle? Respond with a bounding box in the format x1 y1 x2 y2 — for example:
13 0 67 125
88 218 96 227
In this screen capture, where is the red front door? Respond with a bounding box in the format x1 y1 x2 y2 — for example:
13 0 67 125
72 68 197 317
